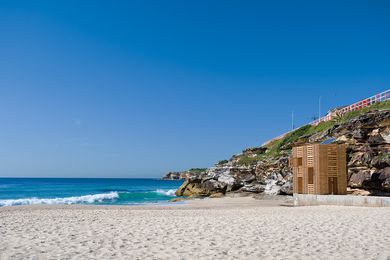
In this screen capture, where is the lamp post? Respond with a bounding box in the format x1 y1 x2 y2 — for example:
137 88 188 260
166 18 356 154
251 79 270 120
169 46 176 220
318 96 322 122
292 111 294 130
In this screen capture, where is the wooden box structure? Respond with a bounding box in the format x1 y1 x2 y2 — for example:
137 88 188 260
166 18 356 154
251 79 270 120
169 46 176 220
290 144 347 195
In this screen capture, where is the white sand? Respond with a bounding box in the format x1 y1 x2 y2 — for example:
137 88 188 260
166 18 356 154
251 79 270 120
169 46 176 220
1 197 389 260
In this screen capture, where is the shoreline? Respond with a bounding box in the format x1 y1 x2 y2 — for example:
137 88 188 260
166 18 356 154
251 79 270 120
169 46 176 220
0 196 292 211
1 197 389 259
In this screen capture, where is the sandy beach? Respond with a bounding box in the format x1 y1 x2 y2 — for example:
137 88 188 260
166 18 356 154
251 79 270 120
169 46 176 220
1 197 389 260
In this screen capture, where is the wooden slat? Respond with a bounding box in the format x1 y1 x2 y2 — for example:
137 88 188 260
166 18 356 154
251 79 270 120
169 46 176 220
291 143 347 195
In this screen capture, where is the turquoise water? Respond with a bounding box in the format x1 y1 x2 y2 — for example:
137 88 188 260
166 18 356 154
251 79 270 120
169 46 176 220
0 178 183 206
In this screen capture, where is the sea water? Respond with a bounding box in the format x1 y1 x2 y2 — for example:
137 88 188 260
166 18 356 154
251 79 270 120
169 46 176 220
0 178 183 207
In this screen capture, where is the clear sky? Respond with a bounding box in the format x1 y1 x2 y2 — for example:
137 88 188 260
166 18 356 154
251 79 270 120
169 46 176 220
0 0 389 178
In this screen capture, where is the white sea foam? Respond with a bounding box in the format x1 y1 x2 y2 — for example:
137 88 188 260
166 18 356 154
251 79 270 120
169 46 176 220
155 189 176 196
0 192 119 207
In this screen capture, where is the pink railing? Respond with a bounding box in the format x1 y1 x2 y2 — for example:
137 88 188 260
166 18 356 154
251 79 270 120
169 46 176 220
311 89 389 125
262 89 389 146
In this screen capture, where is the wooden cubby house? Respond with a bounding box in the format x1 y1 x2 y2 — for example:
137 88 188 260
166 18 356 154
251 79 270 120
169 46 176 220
289 143 347 195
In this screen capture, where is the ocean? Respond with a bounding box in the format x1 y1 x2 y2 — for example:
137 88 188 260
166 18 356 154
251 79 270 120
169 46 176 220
0 178 183 207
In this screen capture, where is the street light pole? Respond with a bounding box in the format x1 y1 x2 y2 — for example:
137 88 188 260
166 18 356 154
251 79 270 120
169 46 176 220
292 110 294 130
319 96 322 121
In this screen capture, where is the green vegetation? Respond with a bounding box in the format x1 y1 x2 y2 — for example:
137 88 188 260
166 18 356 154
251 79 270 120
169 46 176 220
265 125 311 158
237 154 267 166
232 99 390 166
263 100 390 158
377 153 390 160
338 100 390 124
237 156 256 166
217 160 229 165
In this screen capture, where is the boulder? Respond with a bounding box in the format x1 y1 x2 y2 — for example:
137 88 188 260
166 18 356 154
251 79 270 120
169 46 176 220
162 172 182 180
239 183 266 193
352 129 368 140
372 154 390 168
175 180 189 196
348 151 374 168
175 180 208 197
279 181 293 195
368 129 386 144
348 170 371 188
381 127 390 143
374 167 390 191
203 179 226 194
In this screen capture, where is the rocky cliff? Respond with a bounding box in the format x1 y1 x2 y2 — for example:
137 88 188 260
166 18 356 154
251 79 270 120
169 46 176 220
162 168 207 180
175 101 390 198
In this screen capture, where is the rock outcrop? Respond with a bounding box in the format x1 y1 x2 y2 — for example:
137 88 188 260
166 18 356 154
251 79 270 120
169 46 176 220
162 168 207 180
162 172 184 180
175 107 390 198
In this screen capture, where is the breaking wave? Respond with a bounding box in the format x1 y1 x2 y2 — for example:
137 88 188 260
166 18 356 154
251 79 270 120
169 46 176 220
0 192 119 207
155 189 176 196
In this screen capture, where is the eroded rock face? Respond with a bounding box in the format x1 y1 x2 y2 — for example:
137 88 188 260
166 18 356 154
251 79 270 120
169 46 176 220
162 169 207 180
348 170 372 188
339 111 390 192
175 180 210 197
280 180 293 195
378 168 390 190
162 172 183 180
175 157 292 197
174 109 390 197
239 184 266 193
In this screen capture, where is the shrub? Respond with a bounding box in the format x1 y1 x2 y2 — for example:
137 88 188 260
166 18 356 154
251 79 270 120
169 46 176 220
217 160 229 165
187 168 207 174
237 154 267 166
264 100 390 158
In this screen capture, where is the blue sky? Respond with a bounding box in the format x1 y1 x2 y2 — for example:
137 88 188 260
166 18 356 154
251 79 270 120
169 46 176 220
0 0 389 177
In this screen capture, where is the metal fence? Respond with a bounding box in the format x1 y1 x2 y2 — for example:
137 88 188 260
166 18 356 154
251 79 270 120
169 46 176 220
311 89 390 125
262 89 389 146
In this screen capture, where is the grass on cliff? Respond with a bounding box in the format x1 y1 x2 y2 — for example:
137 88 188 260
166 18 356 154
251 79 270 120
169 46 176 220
237 154 268 166
377 153 390 160
338 99 390 124
236 122 336 165
217 160 229 165
236 100 390 165
263 99 390 158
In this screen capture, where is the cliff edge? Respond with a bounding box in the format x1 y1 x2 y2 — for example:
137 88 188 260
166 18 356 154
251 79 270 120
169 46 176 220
175 101 390 198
